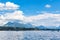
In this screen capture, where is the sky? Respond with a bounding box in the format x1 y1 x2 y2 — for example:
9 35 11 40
0 0 60 16
0 0 60 27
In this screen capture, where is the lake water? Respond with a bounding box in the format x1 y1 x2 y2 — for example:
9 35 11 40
0 31 60 40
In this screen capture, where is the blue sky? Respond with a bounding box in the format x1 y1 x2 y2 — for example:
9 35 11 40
0 0 60 27
0 0 60 16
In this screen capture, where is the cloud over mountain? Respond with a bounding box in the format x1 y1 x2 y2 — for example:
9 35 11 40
0 2 60 27
0 2 24 26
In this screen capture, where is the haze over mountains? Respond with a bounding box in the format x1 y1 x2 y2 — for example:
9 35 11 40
2 20 60 29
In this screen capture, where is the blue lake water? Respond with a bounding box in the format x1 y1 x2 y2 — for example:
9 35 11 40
0 31 60 40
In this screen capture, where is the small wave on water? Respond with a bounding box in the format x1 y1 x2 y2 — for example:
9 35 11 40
0 31 60 40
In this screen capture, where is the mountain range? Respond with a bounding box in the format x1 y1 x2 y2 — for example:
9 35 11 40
4 20 34 28
2 20 60 29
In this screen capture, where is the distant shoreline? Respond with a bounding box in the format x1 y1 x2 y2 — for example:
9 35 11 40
0 27 60 31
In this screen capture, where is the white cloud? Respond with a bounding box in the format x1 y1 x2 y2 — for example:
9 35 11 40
5 2 19 10
0 10 25 26
0 2 19 10
4 10 24 20
26 13 60 27
0 3 4 7
45 4 51 8
0 20 8 26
